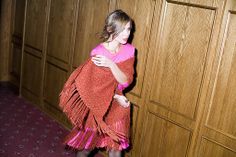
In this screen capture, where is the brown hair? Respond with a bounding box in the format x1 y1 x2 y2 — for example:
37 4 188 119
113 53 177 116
100 9 133 42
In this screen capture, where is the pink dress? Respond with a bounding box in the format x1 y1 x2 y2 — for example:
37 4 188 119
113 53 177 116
63 43 135 151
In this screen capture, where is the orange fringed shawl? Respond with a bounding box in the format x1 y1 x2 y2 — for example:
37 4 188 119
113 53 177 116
59 57 134 142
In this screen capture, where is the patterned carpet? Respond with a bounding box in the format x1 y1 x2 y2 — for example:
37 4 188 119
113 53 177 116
0 83 104 157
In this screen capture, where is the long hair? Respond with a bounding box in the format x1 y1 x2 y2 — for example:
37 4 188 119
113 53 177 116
100 9 133 42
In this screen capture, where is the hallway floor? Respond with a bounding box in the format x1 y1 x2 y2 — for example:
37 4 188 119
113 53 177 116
0 83 104 157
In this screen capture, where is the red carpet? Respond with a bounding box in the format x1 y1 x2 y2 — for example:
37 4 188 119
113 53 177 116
0 83 104 157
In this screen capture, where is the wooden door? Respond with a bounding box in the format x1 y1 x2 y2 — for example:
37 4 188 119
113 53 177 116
196 0 236 156
132 0 228 157
21 0 49 104
43 0 78 120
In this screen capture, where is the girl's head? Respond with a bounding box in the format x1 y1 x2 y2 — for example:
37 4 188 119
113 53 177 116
101 9 133 44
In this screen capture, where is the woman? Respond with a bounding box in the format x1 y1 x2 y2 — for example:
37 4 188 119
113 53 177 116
59 9 135 157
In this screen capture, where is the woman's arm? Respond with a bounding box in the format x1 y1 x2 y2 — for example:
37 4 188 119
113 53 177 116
91 55 128 84
109 61 128 84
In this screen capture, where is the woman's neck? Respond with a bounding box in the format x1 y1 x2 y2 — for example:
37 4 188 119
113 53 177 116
104 40 121 54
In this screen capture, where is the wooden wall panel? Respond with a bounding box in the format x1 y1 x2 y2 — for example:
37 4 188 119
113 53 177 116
24 0 47 49
0 0 13 81
139 0 226 157
13 0 26 37
46 0 77 63
22 52 42 97
130 104 139 142
197 1 236 155
11 44 22 78
44 62 67 109
140 112 191 157
8 0 25 85
21 0 49 105
168 0 221 7
206 12 236 139
198 138 236 157
148 2 214 119
43 0 78 111
73 0 110 66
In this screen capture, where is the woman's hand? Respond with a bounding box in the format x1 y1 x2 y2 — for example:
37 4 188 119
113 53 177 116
113 94 130 108
91 55 114 68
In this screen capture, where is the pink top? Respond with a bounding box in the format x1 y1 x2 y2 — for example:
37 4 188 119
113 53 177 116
90 43 135 90
90 43 135 63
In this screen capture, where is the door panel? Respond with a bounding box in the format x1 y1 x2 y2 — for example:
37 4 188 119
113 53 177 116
149 2 214 119
21 0 48 104
44 62 68 109
43 0 77 111
24 0 47 50
168 0 221 7
11 45 22 78
198 138 236 157
206 11 236 138
198 1 236 156
13 0 26 37
46 0 76 63
22 52 42 97
73 0 110 66
141 112 191 157
139 0 224 156
10 0 26 84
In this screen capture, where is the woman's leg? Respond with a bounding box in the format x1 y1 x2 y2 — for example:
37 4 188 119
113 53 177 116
108 150 121 157
76 150 90 157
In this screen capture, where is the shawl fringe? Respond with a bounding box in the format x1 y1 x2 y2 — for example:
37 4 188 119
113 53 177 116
59 81 89 128
59 81 124 141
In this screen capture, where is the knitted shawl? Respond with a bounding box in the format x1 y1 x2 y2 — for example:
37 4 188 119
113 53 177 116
59 57 134 141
